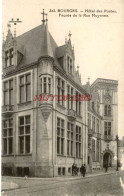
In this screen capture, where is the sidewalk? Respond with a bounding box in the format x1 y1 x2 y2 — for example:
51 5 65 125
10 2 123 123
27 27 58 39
2 170 120 191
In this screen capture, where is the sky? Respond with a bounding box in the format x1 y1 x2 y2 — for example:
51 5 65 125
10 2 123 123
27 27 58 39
2 0 124 139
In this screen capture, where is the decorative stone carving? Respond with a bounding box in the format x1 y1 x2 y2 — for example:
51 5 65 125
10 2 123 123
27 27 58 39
41 108 51 123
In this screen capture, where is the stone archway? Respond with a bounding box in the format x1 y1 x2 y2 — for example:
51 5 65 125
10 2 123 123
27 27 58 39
103 152 112 167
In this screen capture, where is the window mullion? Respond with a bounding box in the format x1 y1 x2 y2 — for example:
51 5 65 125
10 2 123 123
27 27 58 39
24 117 26 154
47 77 48 94
24 76 26 102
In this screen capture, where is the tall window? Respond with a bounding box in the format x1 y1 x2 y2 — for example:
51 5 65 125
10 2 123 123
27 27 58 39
2 119 13 155
96 119 99 133
5 48 14 68
57 118 65 155
97 102 100 113
41 76 51 94
19 73 31 103
104 105 111 116
3 79 13 105
96 140 100 162
76 91 81 115
19 116 31 154
57 77 65 106
92 116 95 131
67 85 73 110
92 139 95 161
76 126 81 158
104 122 111 136
67 56 73 75
67 122 74 156
88 113 91 129
92 102 94 110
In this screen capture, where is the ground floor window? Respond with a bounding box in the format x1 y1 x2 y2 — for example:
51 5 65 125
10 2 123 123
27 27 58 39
96 140 100 162
18 115 31 154
92 139 95 161
2 119 13 155
67 122 74 156
76 126 81 158
57 118 65 155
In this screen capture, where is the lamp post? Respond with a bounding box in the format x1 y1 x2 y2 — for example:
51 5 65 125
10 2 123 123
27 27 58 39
116 135 119 171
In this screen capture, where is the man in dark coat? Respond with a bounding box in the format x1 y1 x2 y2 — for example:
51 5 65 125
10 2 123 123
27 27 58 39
80 164 84 176
72 163 75 176
80 164 86 177
105 163 108 172
83 164 86 177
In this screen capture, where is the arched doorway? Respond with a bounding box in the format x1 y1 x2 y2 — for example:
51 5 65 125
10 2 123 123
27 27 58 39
103 152 112 167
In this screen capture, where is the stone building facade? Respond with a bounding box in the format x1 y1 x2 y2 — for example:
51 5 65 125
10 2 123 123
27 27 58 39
86 78 118 171
2 19 118 177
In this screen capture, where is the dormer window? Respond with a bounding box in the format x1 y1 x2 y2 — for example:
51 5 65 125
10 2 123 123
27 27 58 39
5 48 14 68
67 56 73 75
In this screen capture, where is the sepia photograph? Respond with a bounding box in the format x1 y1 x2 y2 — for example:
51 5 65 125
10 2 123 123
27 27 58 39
1 0 124 195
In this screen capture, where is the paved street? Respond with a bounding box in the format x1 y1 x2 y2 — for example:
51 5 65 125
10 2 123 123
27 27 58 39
2 171 124 196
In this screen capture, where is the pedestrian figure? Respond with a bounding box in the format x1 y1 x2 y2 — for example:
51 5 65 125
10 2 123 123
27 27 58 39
72 163 75 176
75 164 78 176
105 163 108 172
83 164 86 177
80 164 84 177
80 164 86 177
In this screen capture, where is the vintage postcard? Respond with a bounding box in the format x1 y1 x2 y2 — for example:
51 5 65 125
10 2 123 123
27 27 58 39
1 0 124 195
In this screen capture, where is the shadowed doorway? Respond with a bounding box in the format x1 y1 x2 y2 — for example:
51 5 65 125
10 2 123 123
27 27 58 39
103 152 112 167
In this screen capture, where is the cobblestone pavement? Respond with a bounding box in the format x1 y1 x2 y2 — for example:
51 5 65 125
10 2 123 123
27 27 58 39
2 171 124 196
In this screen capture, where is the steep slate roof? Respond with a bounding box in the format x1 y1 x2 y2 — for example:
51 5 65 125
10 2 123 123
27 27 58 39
16 24 60 67
56 45 66 58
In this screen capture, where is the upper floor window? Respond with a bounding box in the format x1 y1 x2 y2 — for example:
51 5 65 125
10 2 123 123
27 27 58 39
2 119 13 155
88 113 91 129
41 76 52 94
3 79 13 105
96 119 99 133
57 77 65 106
104 122 111 136
67 122 74 156
97 101 100 113
5 48 14 68
57 118 65 155
104 105 111 116
18 116 31 154
67 56 73 75
76 126 81 158
67 85 73 110
19 73 31 103
76 91 81 116
92 116 95 131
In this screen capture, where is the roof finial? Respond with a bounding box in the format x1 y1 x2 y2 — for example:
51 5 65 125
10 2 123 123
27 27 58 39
7 23 11 32
88 76 90 84
77 65 79 72
68 31 72 40
41 9 47 24
45 14 48 23
65 36 67 44
14 28 16 37
3 33 5 42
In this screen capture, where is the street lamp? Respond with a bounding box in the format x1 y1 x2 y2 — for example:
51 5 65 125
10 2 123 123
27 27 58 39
116 135 119 171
